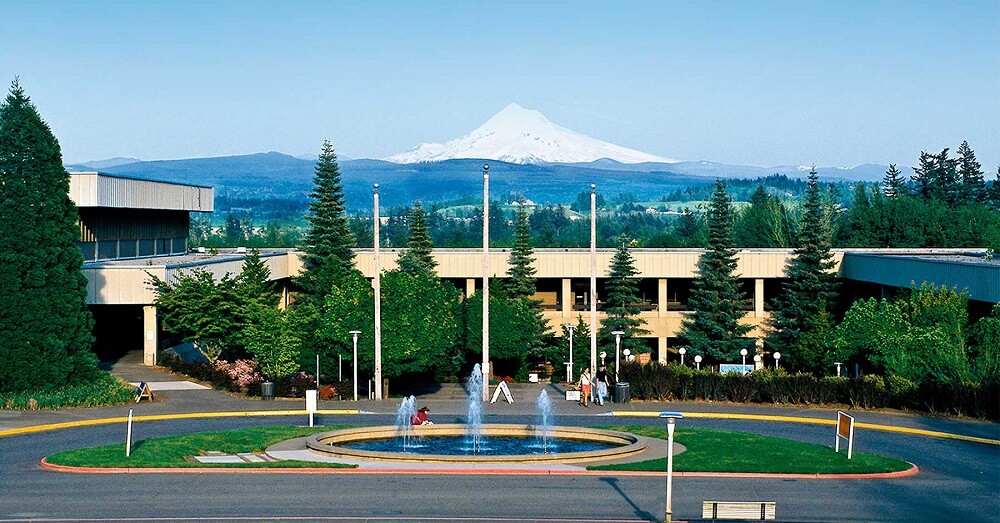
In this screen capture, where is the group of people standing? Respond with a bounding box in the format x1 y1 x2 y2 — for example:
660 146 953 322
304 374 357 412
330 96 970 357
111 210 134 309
577 365 610 407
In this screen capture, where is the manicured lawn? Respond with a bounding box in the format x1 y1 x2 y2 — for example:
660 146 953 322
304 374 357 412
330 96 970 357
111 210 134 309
45 425 355 468
589 426 912 474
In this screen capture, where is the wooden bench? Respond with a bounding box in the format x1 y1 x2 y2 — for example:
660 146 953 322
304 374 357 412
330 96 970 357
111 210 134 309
702 501 776 520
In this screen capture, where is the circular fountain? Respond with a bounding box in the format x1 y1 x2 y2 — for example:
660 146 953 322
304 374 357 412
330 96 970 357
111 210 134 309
303 364 651 465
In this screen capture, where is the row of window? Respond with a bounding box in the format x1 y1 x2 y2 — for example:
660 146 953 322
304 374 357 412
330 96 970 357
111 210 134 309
78 238 187 261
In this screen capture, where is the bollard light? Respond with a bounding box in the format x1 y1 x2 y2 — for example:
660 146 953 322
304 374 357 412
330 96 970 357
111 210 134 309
694 354 702 370
659 411 684 523
678 347 686 366
773 351 781 370
740 348 748 369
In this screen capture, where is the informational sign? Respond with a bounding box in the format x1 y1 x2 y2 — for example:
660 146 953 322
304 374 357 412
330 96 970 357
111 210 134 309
305 389 318 427
134 382 153 403
835 411 855 459
490 381 514 404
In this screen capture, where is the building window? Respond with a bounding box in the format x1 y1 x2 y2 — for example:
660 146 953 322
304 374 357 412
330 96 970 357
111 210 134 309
78 242 96 261
97 241 117 260
118 240 137 259
138 239 154 257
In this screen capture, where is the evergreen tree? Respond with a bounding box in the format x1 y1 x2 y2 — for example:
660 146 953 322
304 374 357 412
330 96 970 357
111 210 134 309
298 140 355 294
733 186 792 247
599 234 649 356
882 164 907 199
841 183 878 246
990 167 1000 211
396 200 438 277
0 80 98 392
957 141 986 204
506 197 537 298
678 180 753 361
913 149 960 206
766 169 839 373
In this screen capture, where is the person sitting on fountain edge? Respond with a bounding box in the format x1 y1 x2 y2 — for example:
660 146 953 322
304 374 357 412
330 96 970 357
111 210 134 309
411 406 434 425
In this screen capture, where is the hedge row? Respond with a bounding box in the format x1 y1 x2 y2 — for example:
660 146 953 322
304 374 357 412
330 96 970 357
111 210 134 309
158 353 344 399
619 361 1000 420
0 373 135 410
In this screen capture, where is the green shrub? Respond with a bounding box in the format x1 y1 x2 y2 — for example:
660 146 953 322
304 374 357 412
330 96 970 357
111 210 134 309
0 373 134 410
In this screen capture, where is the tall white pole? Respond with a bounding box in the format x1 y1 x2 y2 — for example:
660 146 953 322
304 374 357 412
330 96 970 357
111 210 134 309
482 164 490 401
373 184 383 401
125 408 133 457
590 184 598 375
566 324 575 383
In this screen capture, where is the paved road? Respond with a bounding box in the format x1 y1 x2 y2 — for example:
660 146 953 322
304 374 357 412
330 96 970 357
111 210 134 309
1 357 997 522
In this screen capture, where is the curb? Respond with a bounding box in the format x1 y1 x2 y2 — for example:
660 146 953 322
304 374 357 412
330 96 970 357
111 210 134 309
39 457 919 479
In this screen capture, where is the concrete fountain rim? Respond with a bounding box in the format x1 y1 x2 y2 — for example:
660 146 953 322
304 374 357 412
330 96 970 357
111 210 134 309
305 424 648 464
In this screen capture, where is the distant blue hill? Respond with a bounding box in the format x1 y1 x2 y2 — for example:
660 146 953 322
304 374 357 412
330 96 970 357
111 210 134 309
67 152 899 210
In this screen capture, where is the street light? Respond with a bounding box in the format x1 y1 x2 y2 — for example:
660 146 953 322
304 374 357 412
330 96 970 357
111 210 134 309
740 348 748 369
373 183 382 401
753 354 762 370
694 354 702 371
678 347 686 366
564 323 576 383
599 351 607 366
773 351 781 370
482 163 490 402
612 330 625 382
349 330 362 401
659 411 684 523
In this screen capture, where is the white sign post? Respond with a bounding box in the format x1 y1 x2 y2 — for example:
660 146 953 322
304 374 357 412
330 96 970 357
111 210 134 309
835 411 855 459
125 408 134 457
305 389 318 427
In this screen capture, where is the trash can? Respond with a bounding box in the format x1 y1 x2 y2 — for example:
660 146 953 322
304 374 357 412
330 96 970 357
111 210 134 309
260 381 275 401
615 382 630 403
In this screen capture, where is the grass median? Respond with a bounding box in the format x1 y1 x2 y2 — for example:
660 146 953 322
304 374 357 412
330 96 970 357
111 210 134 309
589 426 912 474
45 425 911 474
45 425 355 469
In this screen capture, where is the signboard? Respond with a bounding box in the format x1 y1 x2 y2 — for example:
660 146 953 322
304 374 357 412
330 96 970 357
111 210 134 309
490 381 514 404
134 381 153 403
835 411 855 459
305 389 318 428
719 364 754 375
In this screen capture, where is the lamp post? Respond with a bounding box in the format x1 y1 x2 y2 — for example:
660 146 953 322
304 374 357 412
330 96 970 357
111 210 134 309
373 184 382 401
678 347 686 366
349 330 361 401
773 351 781 370
740 348 748 369
612 330 625 382
482 164 490 401
599 351 607 366
564 324 576 383
694 354 702 371
589 184 598 376
659 411 684 523
753 354 762 369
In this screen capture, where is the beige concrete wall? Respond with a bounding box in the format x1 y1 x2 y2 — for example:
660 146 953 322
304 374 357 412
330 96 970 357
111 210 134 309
70 172 214 212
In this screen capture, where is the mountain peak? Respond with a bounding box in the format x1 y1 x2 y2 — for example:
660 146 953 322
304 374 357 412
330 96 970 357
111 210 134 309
386 103 676 165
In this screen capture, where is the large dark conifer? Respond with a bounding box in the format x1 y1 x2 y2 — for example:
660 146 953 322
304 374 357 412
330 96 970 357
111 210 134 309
396 201 437 277
766 169 839 372
678 180 753 361
505 197 537 298
957 141 986 204
882 164 907 199
599 234 649 355
298 140 355 294
0 80 97 392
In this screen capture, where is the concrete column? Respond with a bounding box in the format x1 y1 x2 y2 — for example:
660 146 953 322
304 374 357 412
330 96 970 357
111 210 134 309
466 278 477 298
658 278 668 316
754 278 765 317
143 305 158 366
658 337 668 364
561 278 572 316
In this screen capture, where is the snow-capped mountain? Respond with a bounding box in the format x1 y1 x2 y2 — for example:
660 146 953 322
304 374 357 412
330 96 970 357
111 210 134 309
386 103 677 165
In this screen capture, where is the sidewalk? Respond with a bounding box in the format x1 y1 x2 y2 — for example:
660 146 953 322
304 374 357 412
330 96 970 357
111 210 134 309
2 353 998 443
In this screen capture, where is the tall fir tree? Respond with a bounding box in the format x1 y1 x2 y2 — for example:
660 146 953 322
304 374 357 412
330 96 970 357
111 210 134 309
882 164 907 199
396 200 437 277
599 234 649 355
298 140 355 294
505 197 537 298
990 166 1000 211
0 80 98 392
957 141 986 204
678 180 753 361
766 169 839 372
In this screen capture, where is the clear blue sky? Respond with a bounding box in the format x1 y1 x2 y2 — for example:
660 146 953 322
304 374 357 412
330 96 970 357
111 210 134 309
2 0 997 169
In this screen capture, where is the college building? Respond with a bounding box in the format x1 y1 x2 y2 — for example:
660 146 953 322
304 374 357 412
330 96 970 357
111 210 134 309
72 172 1000 369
